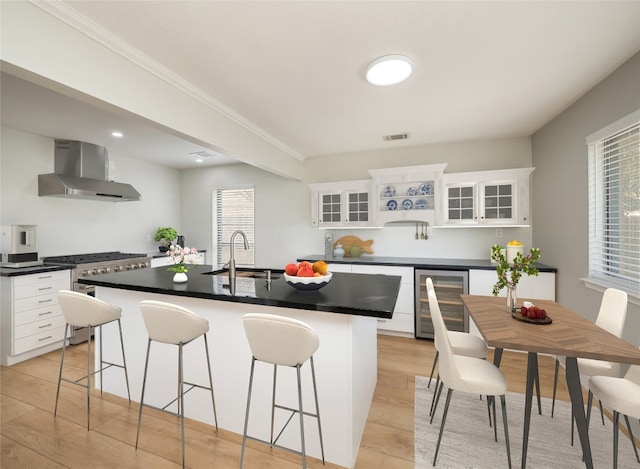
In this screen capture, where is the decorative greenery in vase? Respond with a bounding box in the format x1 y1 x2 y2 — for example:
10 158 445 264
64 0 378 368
167 245 199 273
491 244 541 296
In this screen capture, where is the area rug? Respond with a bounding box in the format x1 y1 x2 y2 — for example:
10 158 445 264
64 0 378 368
415 375 638 468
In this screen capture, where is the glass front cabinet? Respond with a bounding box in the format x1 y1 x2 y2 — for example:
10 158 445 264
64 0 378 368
415 269 468 339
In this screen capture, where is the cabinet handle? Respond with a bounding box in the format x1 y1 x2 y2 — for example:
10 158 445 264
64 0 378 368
38 335 53 342
38 287 53 291
38 299 53 304
38 311 53 316
38 275 53 280
38 323 53 329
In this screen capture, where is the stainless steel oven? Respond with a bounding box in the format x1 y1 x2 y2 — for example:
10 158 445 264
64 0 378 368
43 252 151 344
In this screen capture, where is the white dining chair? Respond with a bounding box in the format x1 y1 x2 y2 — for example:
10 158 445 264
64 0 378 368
427 285 512 468
551 288 628 439
426 278 488 389
588 354 640 469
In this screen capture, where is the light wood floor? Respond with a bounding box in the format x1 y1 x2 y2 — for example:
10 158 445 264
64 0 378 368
1 334 574 468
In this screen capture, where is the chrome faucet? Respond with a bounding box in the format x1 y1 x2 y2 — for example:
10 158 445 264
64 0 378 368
227 230 249 283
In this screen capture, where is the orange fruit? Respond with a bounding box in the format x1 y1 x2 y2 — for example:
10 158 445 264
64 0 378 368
284 263 298 276
312 260 328 275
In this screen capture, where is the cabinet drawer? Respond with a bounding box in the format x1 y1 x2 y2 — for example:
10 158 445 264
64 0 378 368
351 265 414 284
15 303 63 326
14 325 66 355
13 270 69 287
14 278 69 301
15 315 66 340
14 292 60 313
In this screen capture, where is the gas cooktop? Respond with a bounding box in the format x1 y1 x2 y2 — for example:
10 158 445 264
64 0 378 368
43 252 149 265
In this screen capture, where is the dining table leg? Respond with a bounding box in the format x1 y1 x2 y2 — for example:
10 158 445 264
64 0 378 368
565 356 594 469
520 352 538 469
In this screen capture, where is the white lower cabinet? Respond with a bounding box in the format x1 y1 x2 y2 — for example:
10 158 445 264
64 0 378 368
1 270 71 365
328 262 414 336
151 252 205 268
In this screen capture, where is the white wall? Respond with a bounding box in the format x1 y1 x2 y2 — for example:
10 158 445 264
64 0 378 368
180 136 535 268
0 127 182 256
532 51 640 346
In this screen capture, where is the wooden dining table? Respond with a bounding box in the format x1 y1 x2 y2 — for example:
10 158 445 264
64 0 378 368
460 294 640 469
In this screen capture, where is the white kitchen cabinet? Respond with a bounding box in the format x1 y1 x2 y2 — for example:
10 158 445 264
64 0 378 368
468 269 555 300
369 164 446 226
151 251 205 268
327 262 414 336
309 180 376 228
1 269 70 365
440 167 534 227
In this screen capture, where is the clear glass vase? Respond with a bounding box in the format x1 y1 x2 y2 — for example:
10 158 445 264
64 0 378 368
506 286 517 312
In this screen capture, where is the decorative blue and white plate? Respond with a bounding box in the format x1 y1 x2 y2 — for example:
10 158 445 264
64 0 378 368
415 198 427 209
402 199 413 210
387 199 398 210
407 186 418 196
419 183 433 195
383 185 396 197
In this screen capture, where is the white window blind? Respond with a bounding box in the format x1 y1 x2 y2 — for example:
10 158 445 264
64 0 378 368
213 187 255 267
587 116 640 296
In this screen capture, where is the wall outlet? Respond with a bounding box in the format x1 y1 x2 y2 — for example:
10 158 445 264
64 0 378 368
496 228 503 238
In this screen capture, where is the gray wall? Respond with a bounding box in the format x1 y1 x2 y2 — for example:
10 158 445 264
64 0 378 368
531 52 640 345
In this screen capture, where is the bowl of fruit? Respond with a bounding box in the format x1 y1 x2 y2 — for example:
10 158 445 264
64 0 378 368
283 261 332 291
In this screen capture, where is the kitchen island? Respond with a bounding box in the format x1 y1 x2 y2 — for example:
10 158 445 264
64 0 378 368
80 265 401 469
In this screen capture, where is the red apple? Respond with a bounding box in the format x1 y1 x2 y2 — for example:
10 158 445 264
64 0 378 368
521 306 528 317
285 263 298 276
528 309 537 320
538 309 547 319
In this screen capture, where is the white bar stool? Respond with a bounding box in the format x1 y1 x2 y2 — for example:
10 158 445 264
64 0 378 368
240 313 325 468
136 300 218 469
54 290 131 430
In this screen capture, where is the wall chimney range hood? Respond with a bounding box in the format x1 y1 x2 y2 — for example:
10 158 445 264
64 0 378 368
38 140 141 201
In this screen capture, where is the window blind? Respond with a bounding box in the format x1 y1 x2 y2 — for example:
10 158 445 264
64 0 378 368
213 187 255 267
588 120 640 294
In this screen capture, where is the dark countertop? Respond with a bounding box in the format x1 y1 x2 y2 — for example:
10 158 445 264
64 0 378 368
0 264 74 277
298 254 557 272
78 264 400 319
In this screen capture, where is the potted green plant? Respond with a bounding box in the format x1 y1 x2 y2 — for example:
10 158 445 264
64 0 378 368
154 227 178 252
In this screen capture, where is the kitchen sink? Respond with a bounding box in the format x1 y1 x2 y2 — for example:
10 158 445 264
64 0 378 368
204 268 282 280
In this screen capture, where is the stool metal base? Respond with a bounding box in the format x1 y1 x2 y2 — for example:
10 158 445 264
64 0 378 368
54 319 131 430
135 334 217 469
240 356 325 468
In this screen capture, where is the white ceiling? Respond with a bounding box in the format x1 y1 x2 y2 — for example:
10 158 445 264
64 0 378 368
2 1 639 170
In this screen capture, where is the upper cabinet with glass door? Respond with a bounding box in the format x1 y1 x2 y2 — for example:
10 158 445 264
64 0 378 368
309 180 378 228
439 167 534 227
369 164 447 225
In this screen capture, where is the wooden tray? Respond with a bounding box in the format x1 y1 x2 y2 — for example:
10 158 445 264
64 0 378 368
512 312 552 325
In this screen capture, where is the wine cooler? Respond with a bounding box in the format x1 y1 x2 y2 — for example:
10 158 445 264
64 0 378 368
415 270 468 339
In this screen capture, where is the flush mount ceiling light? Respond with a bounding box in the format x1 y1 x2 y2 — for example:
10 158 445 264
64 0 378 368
366 55 413 86
111 131 123 138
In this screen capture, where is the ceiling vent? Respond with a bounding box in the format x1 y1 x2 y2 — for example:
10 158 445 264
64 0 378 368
383 133 409 142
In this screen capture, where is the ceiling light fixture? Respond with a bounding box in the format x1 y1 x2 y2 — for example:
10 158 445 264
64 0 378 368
366 55 413 86
111 131 123 138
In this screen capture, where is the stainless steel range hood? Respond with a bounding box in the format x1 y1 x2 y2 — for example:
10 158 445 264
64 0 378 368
38 140 141 201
